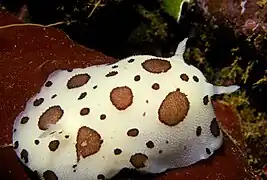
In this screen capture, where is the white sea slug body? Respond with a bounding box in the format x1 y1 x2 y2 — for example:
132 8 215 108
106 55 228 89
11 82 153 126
12 38 239 180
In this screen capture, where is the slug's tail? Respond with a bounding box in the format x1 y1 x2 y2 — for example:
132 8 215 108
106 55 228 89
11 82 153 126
213 85 240 95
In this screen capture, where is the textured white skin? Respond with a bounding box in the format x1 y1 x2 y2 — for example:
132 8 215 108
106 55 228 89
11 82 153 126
12 38 239 180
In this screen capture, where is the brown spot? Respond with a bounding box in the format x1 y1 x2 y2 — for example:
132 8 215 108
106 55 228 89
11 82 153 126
76 126 103 161
33 98 44 106
72 164 77 168
165 140 169 144
38 106 64 130
141 59 171 74
134 75 141 81
158 91 190 126
203 95 209 105
65 135 70 139
105 71 118 77
127 128 139 137
100 114 106 120
159 150 163 154
193 76 199 82
128 58 135 63
143 112 146 116
210 118 220 137
93 85 98 89
51 94 57 99
48 140 60 152
97 174 106 180
196 126 202 137
129 153 148 169
112 65 118 69
14 141 19 149
34 140 40 145
80 108 90 116
152 83 160 90
49 131 56 135
146 100 149 103
20 116 29 124
78 92 87 100
20 149 28 163
180 73 189 82
206 148 211 155
146 141 154 149
114 148 122 155
67 73 91 89
110 86 133 110
43 170 58 180
45 81 53 87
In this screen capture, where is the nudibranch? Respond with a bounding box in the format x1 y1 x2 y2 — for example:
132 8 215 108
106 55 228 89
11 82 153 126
12 38 239 180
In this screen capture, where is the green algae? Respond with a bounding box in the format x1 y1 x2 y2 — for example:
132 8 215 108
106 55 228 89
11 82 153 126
162 0 191 20
214 58 266 176
130 5 168 43
181 15 267 176
257 0 267 8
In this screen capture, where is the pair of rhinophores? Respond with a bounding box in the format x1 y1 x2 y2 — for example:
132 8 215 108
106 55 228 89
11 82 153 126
12 38 239 180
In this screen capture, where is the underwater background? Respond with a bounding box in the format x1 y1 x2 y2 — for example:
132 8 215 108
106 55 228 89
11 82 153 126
0 0 266 179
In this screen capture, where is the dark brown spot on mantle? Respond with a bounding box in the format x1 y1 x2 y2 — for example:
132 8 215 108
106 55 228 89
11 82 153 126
76 126 103 161
141 59 171 74
14 141 19 149
158 90 190 126
127 128 139 137
20 149 28 163
114 148 122 155
196 126 202 137
43 170 58 180
48 140 60 152
128 58 135 63
100 114 106 120
38 106 64 130
152 83 160 90
146 141 154 148
67 73 90 89
193 76 199 82
105 71 118 77
78 92 87 100
97 174 106 180
210 118 220 137
34 140 40 145
45 81 53 87
129 153 148 169
20 116 29 124
134 75 141 81
110 86 133 110
203 95 209 105
80 108 90 116
180 73 189 82
33 98 44 106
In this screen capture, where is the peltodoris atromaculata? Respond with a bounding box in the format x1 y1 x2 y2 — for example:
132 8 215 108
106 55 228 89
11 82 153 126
12 38 240 180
